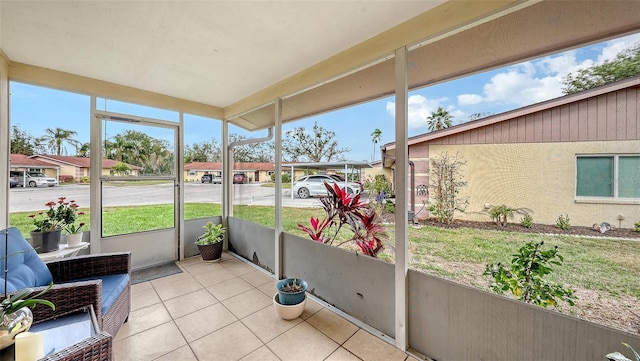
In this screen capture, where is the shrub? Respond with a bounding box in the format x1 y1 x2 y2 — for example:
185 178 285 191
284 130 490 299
521 214 534 228
80 176 90 184
298 182 387 257
489 205 514 227
428 152 469 224
556 214 571 230
634 222 640 232
483 241 576 308
270 173 291 183
58 175 75 183
385 199 395 214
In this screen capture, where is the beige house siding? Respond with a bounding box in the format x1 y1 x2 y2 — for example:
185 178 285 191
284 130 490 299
430 141 640 228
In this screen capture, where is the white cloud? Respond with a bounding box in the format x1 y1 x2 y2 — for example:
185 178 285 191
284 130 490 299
457 93 483 106
598 33 640 63
386 94 449 129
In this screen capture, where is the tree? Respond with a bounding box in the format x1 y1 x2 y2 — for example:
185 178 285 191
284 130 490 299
426 107 453 132
282 122 350 162
38 127 80 155
104 130 173 175
428 152 469 224
229 134 274 163
371 128 382 162
10 125 35 155
562 44 640 95
468 112 493 121
75 142 91 157
185 139 222 163
110 162 131 176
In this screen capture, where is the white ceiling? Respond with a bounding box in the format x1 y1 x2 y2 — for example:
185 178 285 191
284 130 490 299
2 1 640 131
0 1 442 108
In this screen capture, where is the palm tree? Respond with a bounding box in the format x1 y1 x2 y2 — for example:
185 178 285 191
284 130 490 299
371 128 382 161
39 127 80 155
427 107 453 132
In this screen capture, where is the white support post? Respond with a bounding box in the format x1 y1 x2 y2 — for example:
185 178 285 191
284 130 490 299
394 46 409 351
222 120 230 247
0 53 9 229
178 112 185 260
274 99 283 279
89 96 101 254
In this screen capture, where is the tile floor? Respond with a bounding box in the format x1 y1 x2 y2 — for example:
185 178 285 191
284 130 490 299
113 253 418 361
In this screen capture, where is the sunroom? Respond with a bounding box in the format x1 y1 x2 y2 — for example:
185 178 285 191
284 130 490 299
1 1 640 360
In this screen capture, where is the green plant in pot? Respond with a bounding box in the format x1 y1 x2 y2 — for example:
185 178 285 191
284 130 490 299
0 283 55 349
29 197 83 253
195 222 225 262
273 278 308 320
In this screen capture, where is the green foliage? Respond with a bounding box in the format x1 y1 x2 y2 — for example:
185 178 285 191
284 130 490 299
81 176 90 184
364 175 392 201
428 152 469 224
371 128 382 161
634 222 640 232
38 127 79 156
10 125 36 155
196 222 225 245
283 122 350 162
483 241 576 308
426 106 453 131
521 214 534 228
563 45 640 95
556 214 571 230
385 200 395 214
1 283 55 319
270 172 291 183
607 342 640 361
489 205 514 227
110 162 131 176
29 197 84 232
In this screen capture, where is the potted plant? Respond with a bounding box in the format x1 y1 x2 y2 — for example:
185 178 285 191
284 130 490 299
29 197 84 253
195 222 225 262
64 222 85 247
0 283 55 349
273 278 308 320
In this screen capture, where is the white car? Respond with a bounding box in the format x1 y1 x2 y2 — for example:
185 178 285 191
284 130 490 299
11 171 58 187
293 174 361 199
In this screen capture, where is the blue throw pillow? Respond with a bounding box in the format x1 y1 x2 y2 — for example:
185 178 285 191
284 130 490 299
0 228 54 293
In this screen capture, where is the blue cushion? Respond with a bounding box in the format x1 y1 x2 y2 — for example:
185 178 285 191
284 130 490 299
72 274 129 315
0 228 53 293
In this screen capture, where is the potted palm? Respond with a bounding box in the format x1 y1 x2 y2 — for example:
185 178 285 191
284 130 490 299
195 222 225 262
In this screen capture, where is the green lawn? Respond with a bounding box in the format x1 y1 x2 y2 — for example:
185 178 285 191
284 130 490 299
11 203 640 303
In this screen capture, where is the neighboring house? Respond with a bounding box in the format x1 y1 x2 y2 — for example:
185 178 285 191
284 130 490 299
184 162 305 183
27 155 142 181
9 154 61 181
362 160 393 184
382 76 640 228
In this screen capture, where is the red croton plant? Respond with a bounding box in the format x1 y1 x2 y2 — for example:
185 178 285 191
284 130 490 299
297 182 387 257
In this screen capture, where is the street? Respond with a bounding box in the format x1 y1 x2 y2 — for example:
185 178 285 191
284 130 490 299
9 183 324 212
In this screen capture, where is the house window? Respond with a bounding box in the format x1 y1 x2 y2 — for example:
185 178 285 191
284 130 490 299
576 155 640 199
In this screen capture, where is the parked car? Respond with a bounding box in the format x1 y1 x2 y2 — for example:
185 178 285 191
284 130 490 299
293 174 362 199
233 174 246 184
10 171 58 187
201 174 222 184
9 174 18 188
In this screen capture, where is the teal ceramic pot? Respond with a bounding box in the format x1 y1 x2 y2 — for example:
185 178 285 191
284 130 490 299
276 278 308 305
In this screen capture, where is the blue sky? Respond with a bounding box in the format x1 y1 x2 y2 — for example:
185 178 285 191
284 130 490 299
9 32 640 162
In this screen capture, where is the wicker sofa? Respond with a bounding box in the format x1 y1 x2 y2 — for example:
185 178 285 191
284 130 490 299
0 227 131 338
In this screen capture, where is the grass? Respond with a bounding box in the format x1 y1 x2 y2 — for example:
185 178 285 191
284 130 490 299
11 204 640 301
260 182 292 189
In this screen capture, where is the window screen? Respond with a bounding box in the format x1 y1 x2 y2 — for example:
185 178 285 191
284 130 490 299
619 156 640 198
576 157 613 197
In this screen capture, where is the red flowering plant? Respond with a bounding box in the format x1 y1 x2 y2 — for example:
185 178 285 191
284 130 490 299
29 197 85 232
298 182 387 257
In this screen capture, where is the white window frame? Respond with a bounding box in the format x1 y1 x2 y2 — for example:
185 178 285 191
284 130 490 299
575 154 640 204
